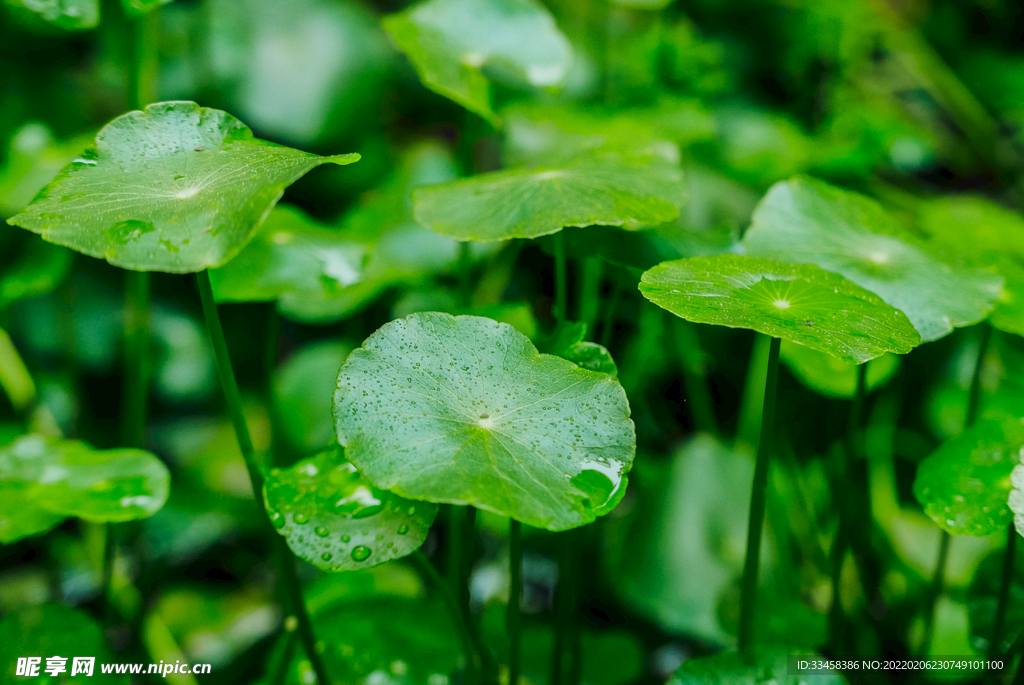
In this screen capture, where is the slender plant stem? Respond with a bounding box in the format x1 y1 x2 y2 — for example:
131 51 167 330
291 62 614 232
736 333 772 453
196 271 330 685
447 505 462 598
460 506 478 621
507 519 522 685
921 530 951 654
738 335 781 658
598 284 620 350
991 526 1018 660
1014 643 1024 685
671 318 717 436
410 550 481 682
922 323 992 655
551 540 571 685
267 629 298 685
459 241 473 306
122 270 151 448
577 257 602 333
554 232 567 325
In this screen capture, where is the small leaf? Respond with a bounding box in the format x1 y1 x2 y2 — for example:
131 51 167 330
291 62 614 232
744 176 1002 342
382 0 572 123
917 196 1024 339
414 154 685 242
639 254 920 363
3 0 99 30
781 340 899 399
0 434 170 543
0 604 125 684
913 419 1024 536
0 237 73 306
671 650 843 685
264 450 438 571
7 101 359 273
536 321 618 377
209 204 368 307
333 312 636 530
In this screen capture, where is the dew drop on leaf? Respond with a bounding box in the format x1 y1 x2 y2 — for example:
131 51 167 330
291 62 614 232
351 545 371 562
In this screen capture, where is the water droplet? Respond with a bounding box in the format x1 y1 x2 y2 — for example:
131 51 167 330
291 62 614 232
397 525 409 535
321 552 333 561
351 545 371 562
341 534 351 542
294 512 310 525
315 526 329 537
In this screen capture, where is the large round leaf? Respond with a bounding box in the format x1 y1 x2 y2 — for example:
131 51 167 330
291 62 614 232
333 312 636 530
671 650 843 685
413 154 685 241
743 176 1002 342
917 196 1024 339
264 449 438 571
639 255 920 363
382 0 572 124
6 101 359 273
0 434 170 543
0 604 124 684
913 419 1023 536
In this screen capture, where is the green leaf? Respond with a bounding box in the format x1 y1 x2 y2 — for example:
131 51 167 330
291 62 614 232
334 312 636 530
671 650 843 685
382 0 572 124
0 434 170 543
414 154 685 242
121 0 171 15
264 450 438 571
917 196 1024 339
7 101 359 273
3 0 99 30
274 340 352 454
639 254 920 363
0 604 125 684
0 236 72 307
209 204 368 307
536 321 618 377
743 176 1003 342
1010 463 1024 539
501 98 713 167
913 419 1024 536
0 122 93 217
781 340 899 399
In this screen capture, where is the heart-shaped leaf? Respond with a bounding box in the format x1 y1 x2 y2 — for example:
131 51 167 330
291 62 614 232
264 450 438 571
0 434 170 543
4 0 99 30
913 419 1024 536
7 101 359 273
0 604 125 684
209 204 368 306
333 312 636 530
639 255 920 363
781 340 899 399
382 0 572 124
743 176 1002 342
414 154 685 241
917 196 1024 339
671 650 843 685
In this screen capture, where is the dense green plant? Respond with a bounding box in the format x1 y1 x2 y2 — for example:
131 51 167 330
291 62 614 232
3 0 1024 684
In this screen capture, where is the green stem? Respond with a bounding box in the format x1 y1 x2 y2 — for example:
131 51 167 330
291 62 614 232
736 333 772 453
921 530 951 655
991 526 1018 660
598 284 620 350
460 506 478 621
126 6 159 110
0 327 36 413
459 242 473 306
671 318 717 436
552 528 583 685
967 324 992 427
737 335 781 658
409 551 482 684
507 519 522 685
1014 643 1024 685
267 629 298 685
554 232 567 325
196 271 330 685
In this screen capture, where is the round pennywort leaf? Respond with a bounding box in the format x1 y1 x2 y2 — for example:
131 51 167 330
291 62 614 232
7 101 358 273
264 450 438 570
333 312 636 530
639 255 920 363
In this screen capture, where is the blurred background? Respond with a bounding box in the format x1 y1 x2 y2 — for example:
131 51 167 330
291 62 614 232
2 0 1024 683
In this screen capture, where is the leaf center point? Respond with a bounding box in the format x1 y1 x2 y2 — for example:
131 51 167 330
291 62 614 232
772 298 791 310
